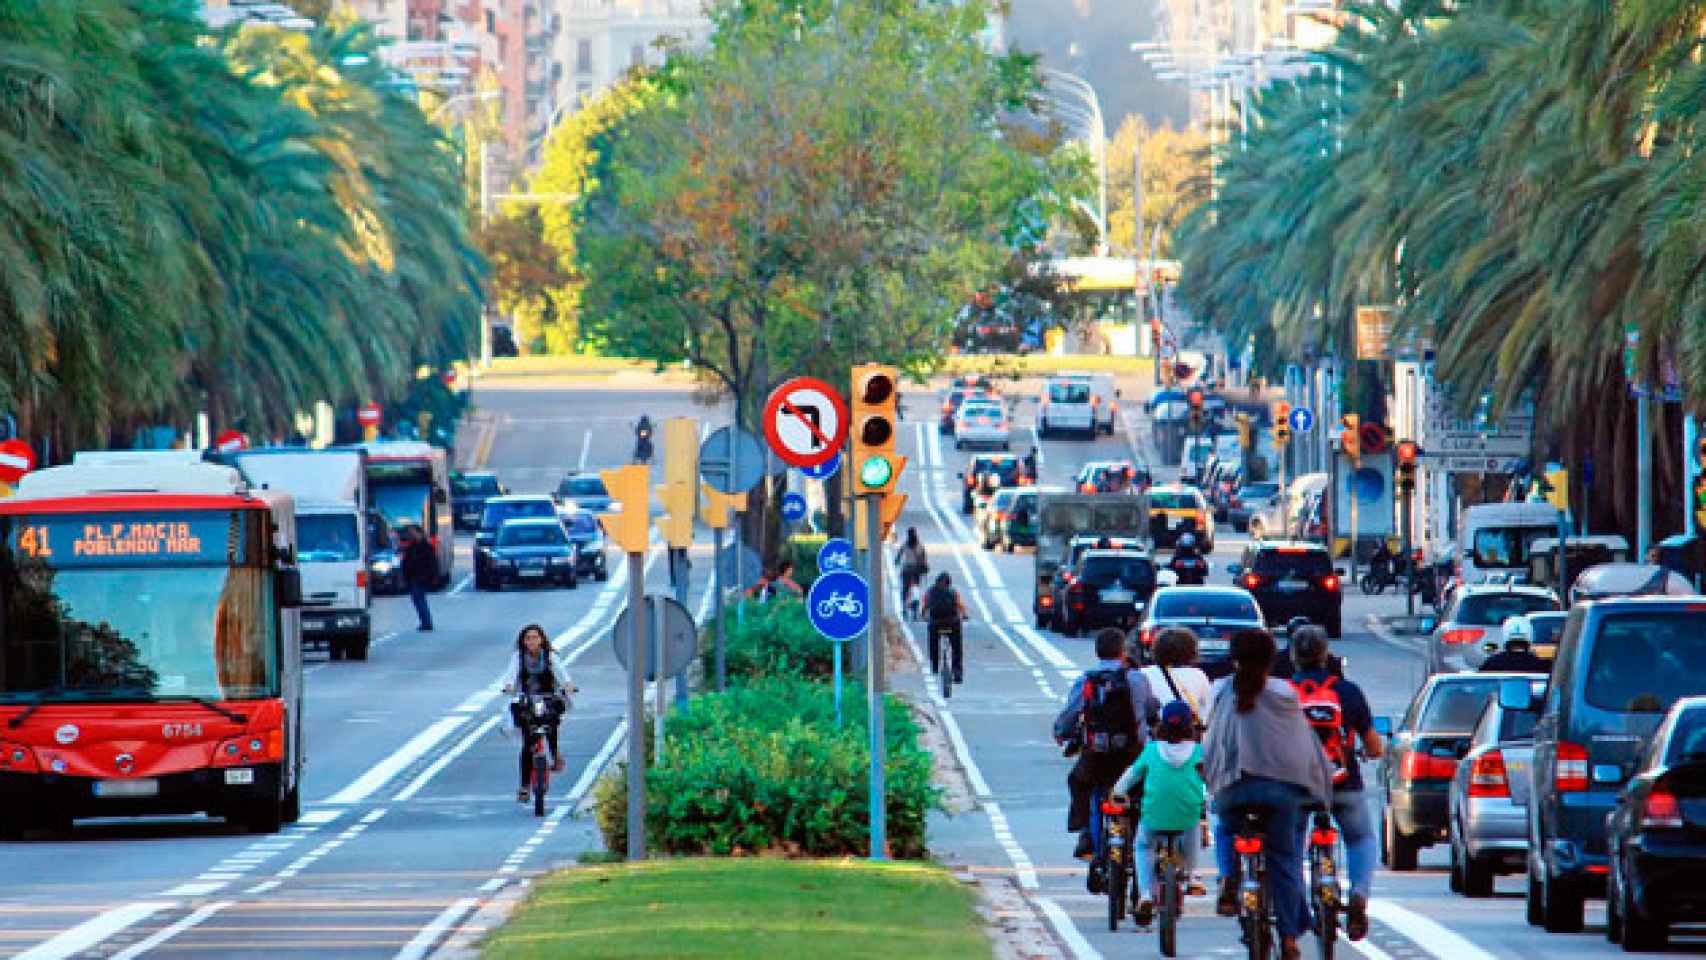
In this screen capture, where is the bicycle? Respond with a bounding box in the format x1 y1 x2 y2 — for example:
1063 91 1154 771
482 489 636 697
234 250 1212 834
928 620 962 700
1306 808 1342 960
1150 828 1189 955
1233 804 1281 960
513 692 559 817
1099 795 1136 931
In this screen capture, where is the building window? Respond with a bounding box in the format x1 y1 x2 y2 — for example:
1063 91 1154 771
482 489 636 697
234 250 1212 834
630 43 645 67
576 39 593 73
485 9 495 32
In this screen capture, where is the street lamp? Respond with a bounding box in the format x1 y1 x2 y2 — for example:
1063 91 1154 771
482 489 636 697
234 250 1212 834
1040 67 1108 249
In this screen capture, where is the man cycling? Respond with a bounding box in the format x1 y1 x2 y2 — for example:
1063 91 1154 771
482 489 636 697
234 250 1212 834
1286 626 1382 941
1480 617 1548 672
1054 628 1160 868
922 572 969 683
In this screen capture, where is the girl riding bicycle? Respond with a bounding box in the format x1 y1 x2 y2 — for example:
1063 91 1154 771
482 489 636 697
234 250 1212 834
1112 700 1205 927
502 624 579 802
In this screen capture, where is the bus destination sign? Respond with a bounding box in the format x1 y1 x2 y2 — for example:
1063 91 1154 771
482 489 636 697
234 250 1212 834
7 512 247 567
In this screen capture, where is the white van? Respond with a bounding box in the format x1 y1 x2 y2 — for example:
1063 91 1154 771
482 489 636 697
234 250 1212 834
1038 374 1096 439
1456 501 1564 590
233 449 372 660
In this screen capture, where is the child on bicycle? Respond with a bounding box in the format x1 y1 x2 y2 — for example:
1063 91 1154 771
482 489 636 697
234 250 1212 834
1112 699 1205 926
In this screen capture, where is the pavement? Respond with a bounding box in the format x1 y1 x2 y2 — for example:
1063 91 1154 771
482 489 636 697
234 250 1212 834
0 370 1686 959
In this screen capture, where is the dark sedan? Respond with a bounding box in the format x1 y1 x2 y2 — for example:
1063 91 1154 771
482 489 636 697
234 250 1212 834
1056 549 1156 635
451 470 505 530
1134 586 1266 675
365 511 405 595
561 509 610 580
476 518 579 591
475 495 560 577
1376 673 1504 870
1607 695 1706 951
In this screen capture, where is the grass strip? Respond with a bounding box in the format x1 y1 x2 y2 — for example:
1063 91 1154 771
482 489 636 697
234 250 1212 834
481 857 989 959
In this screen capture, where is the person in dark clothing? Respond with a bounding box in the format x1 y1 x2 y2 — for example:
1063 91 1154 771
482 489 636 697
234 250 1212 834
922 572 969 682
400 525 438 631
1055 627 1160 864
1480 618 1549 673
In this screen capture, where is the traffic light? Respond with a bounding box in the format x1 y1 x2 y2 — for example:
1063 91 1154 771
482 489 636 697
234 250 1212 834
699 483 745 530
655 418 699 549
599 464 652 553
1273 401 1292 446
851 364 905 494
1187 388 1205 434
1340 413 1361 465
1359 421 1390 457
1236 413 1254 451
1395 439 1419 495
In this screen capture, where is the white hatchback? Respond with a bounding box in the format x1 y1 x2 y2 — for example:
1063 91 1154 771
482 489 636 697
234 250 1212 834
953 399 1011 450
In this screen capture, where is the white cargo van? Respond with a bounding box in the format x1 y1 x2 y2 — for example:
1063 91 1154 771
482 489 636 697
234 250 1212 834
1455 501 1564 590
233 449 372 661
1039 374 1096 439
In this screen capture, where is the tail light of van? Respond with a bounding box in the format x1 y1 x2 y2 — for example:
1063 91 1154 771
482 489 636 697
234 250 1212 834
1242 573 1262 590
1468 750 1510 798
966 474 977 488
1039 595 1055 609
1441 628 1485 645
1402 751 1459 781
356 571 369 589
430 535 441 550
1092 395 1102 407
1555 741 1590 793
1642 787 1684 829
1320 575 1340 592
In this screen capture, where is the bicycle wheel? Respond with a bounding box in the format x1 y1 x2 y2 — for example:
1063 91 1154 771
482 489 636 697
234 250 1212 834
1314 850 1338 959
941 657 952 699
1159 856 1179 957
532 752 548 817
1105 814 1126 930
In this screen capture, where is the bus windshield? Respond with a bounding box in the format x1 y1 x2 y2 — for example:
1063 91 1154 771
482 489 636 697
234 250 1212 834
372 484 429 532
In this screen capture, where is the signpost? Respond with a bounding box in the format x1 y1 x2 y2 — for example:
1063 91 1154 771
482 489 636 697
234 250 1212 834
700 426 765 628
612 595 699 762
0 439 37 488
807 568 870 727
816 537 854 574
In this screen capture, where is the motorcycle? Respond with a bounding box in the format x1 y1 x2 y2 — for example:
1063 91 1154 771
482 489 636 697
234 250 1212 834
1360 549 1398 595
1168 552 1208 586
633 427 654 464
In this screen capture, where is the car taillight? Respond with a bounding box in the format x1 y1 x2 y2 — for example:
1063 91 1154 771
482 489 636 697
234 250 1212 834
1081 483 1097 494
1310 827 1339 847
942 402 951 413
1092 396 1102 407
1139 626 1156 646
1320 575 1339 592
966 475 976 487
1468 749 1510 798
1642 789 1684 829
994 512 1009 523
1555 741 1589 793
356 570 369 589
1234 836 1264 855
1040 595 1054 608
1441 628 1485 645
1197 511 1210 529
1401 751 1459 781
1242 573 1261 590
430 535 440 550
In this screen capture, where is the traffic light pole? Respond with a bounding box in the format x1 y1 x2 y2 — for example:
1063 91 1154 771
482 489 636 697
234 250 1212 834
865 492 887 861
712 524 726 691
1401 485 1414 622
625 547 647 860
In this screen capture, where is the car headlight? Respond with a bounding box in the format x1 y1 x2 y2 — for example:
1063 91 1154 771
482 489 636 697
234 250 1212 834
371 559 395 574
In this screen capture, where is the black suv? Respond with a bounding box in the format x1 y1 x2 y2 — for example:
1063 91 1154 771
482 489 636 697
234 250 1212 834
1038 534 1144 630
474 495 560 577
960 454 1022 514
1228 541 1344 638
1510 597 1706 932
1057 549 1156 635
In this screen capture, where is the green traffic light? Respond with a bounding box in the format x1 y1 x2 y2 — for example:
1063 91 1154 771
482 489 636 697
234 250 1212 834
859 455 893 489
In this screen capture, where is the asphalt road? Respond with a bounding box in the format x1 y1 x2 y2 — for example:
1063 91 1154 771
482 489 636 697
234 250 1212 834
897 390 1685 959
0 378 725 960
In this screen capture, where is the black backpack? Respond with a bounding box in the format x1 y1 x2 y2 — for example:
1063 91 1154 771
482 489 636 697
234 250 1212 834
925 585 959 623
1079 668 1139 754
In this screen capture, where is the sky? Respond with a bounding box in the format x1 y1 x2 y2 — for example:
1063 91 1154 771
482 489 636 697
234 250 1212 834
1003 0 1190 132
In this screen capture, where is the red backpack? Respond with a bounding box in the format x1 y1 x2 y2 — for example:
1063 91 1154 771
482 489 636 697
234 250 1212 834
1292 676 1352 786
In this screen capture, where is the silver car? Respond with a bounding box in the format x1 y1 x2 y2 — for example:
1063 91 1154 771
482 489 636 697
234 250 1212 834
1227 481 1281 533
1425 583 1561 673
1446 675 1545 896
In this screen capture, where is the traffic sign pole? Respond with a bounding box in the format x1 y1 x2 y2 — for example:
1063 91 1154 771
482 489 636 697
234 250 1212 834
713 524 726 691
865 492 886 861
626 548 647 860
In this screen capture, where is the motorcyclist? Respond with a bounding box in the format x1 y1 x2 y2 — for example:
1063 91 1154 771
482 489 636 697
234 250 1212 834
1481 617 1549 673
1368 541 1396 581
1168 533 1208 585
633 415 654 464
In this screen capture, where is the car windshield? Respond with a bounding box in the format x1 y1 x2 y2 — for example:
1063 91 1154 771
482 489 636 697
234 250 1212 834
1049 382 1091 403
564 513 600 535
1151 592 1260 621
1471 525 1554 569
1456 593 1558 626
297 514 360 563
1664 707 1706 765
498 523 567 547
1253 549 1333 577
1500 708 1539 741
1418 679 1501 733
1149 491 1200 510
482 500 556 528
558 477 607 498
976 459 1019 483
1080 556 1155 588
1584 611 1706 713
453 475 500 496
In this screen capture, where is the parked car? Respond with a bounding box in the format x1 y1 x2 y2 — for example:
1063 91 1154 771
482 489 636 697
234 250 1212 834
1425 583 1561 674
1074 460 1148 494
1227 480 1282 533
1041 534 1146 630
451 470 505 530
555 472 613 513
1376 673 1507 871
960 453 1023 515
1134 586 1266 676
476 518 579 591
1145 483 1213 550
560 508 610 580
365 511 405 595
1056 549 1157 635
953 397 1012 450
1448 676 1546 896
1228 541 1344 638
1605 695 1706 950
1517 597 1706 933
994 488 1043 552
475 495 560 577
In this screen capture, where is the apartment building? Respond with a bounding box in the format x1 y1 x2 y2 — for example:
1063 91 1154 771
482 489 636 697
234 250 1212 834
555 0 710 113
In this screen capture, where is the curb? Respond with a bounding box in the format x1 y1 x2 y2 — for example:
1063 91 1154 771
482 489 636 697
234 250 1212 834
427 880 530 960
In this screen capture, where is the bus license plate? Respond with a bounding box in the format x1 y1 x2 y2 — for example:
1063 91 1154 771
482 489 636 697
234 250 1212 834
520 567 547 578
225 768 255 785
94 779 159 798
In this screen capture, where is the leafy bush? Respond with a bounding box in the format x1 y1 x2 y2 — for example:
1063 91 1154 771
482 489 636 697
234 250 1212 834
705 598 838 683
595 678 938 858
788 533 828 585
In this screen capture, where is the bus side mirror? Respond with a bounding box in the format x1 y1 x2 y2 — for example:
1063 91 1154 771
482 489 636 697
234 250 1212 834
276 569 303 608
1498 677 1535 712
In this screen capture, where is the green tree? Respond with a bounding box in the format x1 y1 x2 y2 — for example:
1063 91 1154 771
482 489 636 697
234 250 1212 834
1106 116 1210 258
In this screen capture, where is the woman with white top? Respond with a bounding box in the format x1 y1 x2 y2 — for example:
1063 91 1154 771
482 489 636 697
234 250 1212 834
1138 627 1213 728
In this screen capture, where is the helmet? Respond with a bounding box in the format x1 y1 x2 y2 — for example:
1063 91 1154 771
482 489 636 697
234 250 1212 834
1178 533 1197 550
1286 616 1312 634
1503 616 1534 651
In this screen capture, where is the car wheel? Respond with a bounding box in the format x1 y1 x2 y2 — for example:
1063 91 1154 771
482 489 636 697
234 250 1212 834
1327 613 1342 639
1621 873 1668 951
1384 810 1419 871
1463 847 1495 897
1448 826 1465 894
349 636 371 662
1606 870 1625 944
1003 539 1014 553
1542 870 1585 934
1526 861 1546 926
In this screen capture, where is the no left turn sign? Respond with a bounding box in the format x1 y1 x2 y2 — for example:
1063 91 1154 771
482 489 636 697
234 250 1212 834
763 377 848 469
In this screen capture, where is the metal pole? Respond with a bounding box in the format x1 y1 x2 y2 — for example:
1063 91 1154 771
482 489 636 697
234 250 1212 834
672 551 688 706
833 641 843 727
1638 394 1652 560
733 422 746 628
865 493 886 861
1684 415 1698 536
625 550 647 860
1402 486 1414 622
652 594 666 764
712 525 726 691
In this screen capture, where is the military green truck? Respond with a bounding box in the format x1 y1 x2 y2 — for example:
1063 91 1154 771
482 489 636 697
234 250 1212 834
1033 492 1150 629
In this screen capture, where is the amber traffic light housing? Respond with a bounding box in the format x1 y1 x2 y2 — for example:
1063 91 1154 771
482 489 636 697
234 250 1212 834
851 364 904 494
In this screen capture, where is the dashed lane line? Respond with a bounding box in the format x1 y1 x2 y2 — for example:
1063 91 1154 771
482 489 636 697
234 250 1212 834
107 902 233 960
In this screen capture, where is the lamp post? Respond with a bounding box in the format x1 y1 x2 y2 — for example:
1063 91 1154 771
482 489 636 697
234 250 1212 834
1041 68 1108 247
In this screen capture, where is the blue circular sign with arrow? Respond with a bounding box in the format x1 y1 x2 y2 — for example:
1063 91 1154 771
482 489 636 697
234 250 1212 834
816 537 855 575
781 492 808 523
806 569 869 642
801 451 841 481
1289 407 1316 434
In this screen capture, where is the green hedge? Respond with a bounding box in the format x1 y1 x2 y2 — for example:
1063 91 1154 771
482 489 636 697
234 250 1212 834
705 598 838 684
789 533 828 585
595 677 938 858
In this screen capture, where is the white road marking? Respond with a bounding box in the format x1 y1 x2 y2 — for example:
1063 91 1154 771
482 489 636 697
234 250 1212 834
322 716 470 805
392 715 503 802
298 809 343 825
1365 899 1500 960
448 573 473 595
478 877 508 894
107 901 233 960
244 880 282 895
577 430 592 471
392 897 479 960
566 720 628 807
13 902 176 960
1033 896 1102 959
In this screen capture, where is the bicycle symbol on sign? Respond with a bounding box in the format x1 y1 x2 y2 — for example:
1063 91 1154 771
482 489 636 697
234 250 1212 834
816 592 865 620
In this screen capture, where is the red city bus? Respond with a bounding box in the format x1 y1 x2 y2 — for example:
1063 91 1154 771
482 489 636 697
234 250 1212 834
0 452 304 838
359 441 454 589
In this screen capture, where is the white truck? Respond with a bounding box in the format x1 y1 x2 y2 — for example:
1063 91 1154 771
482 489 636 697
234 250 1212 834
231 449 372 661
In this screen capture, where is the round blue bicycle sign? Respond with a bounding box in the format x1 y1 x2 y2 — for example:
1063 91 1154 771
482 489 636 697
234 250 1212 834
806 569 869 642
816 537 855 574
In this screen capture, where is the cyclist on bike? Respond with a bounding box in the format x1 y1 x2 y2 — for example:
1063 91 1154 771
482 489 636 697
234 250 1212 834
1272 617 1346 678
1113 700 1205 926
1203 628 1333 958
922 573 969 683
502 624 579 801
896 528 929 620
1480 617 1548 672
1288 626 1383 941
1054 628 1160 864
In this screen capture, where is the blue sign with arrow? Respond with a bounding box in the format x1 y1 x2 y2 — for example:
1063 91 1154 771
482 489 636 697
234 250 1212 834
781 492 808 523
801 451 840 481
807 569 869 642
816 537 855 574
1289 406 1316 434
